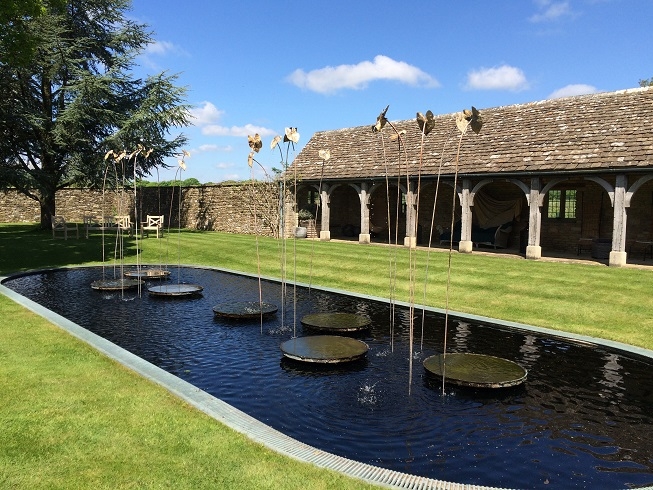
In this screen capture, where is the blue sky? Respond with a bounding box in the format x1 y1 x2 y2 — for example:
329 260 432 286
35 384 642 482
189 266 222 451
129 0 652 183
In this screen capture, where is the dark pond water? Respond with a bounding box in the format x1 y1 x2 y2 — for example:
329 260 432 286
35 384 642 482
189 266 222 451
5 266 653 489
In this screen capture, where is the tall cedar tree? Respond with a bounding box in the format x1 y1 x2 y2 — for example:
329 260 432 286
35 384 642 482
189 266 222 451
0 0 190 228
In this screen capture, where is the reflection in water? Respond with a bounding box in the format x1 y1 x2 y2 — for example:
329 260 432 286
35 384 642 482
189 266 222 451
453 321 471 350
4 266 653 489
518 334 541 369
601 353 624 400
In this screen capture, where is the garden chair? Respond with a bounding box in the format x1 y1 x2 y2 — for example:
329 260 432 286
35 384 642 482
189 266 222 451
51 215 79 240
141 215 164 238
114 215 133 237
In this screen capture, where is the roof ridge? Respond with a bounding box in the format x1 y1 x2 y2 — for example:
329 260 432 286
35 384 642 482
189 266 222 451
386 85 653 125
312 86 652 134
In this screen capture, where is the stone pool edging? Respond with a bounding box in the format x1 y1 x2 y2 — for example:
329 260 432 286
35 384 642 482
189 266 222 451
2 265 653 490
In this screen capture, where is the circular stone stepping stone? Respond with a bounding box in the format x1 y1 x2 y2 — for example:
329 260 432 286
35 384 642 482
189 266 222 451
148 283 203 297
212 301 278 319
280 335 369 364
300 312 371 332
423 353 527 388
124 268 171 279
91 278 144 291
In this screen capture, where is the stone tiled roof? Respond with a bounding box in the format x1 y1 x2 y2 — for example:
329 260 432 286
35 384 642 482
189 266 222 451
289 86 653 182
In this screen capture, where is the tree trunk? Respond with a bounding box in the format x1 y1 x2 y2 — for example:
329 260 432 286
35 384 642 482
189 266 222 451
39 189 56 230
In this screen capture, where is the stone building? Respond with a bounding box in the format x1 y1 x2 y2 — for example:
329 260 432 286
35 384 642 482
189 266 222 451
288 86 653 267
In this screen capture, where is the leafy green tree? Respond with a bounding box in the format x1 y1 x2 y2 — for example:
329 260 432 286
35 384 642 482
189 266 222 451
0 0 190 228
137 178 201 187
639 78 653 87
181 178 201 187
0 0 46 66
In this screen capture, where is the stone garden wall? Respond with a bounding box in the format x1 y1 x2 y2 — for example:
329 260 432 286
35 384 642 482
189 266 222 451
0 182 283 238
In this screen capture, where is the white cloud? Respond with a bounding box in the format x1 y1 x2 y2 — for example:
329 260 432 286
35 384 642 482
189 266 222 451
190 101 224 126
139 40 187 70
548 84 599 99
189 102 274 139
465 65 529 91
529 0 574 22
222 172 242 181
145 40 181 56
202 123 276 138
197 144 233 153
287 55 439 94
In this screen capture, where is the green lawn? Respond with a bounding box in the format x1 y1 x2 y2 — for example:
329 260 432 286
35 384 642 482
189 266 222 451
1 224 652 489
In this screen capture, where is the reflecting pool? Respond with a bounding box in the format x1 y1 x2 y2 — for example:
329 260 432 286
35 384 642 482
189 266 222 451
5 267 653 489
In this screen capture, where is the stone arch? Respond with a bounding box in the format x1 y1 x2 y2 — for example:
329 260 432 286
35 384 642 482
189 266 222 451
470 178 531 204
367 180 407 244
582 176 615 206
327 183 362 239
539 177 572 206
624 175 653 246
625 174 653 207
467 178 529 251
295 182 323 219
415 179 459 246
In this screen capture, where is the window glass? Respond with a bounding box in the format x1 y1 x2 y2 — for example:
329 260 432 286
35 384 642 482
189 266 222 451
564 190 577 219
547 190 561 218
547 189 576 219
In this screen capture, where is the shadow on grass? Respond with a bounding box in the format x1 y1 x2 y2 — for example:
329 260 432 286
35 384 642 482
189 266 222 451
0 224 139 276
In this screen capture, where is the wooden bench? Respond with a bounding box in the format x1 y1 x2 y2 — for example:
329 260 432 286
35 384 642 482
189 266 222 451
83 215 133 238
52 216 79 239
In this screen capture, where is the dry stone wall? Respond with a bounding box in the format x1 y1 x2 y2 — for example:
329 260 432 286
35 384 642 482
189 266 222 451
0 183 282 237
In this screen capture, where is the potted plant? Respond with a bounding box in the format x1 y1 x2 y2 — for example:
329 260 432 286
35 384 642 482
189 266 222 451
295 209 313 238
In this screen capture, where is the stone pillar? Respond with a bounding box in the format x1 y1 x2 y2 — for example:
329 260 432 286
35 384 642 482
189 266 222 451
404 180 417 248
526 177 542 260
358 183 371 244
458 179 473 253
609 174 628 267
319 187 331 241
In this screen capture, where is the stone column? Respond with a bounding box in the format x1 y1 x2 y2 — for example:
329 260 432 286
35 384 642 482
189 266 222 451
609 174 628 267
526 177 542 260
319 187 331 241
404 180 417 248
458 179 473 253
358 183 371 244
